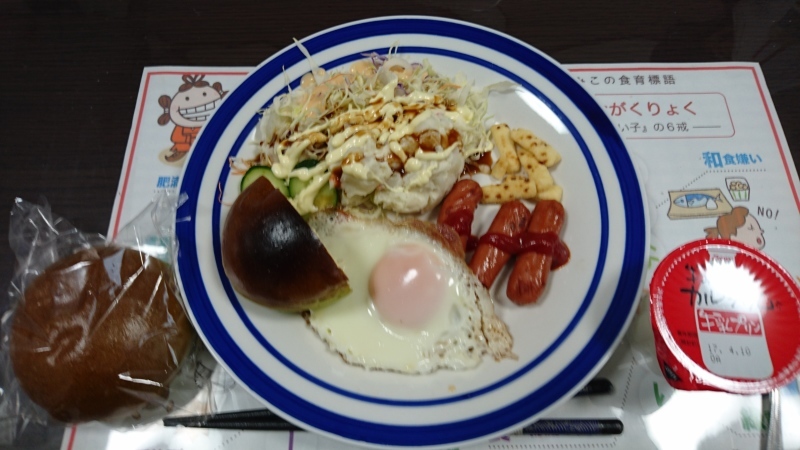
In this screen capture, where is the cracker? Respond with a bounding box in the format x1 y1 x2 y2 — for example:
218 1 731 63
483 124 563 204
510 128 541 150
535 145 561 168
482 174 537 204
511 128 561 167
490 160 508 180
490 124 520 179
518 150 540 174
536 185 563 202
530 163 554 192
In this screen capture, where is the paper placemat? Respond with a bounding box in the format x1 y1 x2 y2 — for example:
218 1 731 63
63 62 800 450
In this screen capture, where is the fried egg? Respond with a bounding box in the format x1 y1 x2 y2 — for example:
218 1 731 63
305 212 514 374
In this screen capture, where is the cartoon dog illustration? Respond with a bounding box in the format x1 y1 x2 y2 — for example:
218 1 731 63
158 75 227 163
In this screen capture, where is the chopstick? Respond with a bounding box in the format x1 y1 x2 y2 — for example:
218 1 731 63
164 409 300 431
163 413 622 435
163 378 617 435
574 377 613 396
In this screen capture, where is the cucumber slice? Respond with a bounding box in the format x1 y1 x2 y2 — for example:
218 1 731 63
290 177 338 209
313 182 339 210
288 159 319 198
288 177 310 198
294 159 319 170
240 166 289 196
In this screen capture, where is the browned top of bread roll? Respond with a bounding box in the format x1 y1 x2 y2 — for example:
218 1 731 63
10 246 195 423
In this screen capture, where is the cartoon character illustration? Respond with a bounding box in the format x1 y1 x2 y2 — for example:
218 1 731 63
673 192 722 210
158 75 227 163
704 206 765 250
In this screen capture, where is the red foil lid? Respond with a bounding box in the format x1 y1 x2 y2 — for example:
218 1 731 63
650 239 800 394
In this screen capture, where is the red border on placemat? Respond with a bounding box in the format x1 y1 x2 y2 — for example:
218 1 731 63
66 426 76 449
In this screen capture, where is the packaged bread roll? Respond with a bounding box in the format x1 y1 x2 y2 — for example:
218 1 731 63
9 245 195 423
1 195 200 432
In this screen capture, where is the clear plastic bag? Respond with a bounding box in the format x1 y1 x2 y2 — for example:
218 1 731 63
0 193 210 446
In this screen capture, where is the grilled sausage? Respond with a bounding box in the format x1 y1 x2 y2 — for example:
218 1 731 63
469 200 531 288
506 200 565 305
437 179 483 252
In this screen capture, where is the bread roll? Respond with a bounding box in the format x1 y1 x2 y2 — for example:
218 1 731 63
10 246 195 423
222 176 350 311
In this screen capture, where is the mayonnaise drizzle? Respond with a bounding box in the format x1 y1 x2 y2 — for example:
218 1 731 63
253 54 493 215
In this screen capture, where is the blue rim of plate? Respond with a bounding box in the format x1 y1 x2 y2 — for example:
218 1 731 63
176 16 646 447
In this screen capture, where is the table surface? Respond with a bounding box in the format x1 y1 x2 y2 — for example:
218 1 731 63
2 1 800 449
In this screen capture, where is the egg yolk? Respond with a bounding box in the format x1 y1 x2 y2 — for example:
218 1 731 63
369 244 447 329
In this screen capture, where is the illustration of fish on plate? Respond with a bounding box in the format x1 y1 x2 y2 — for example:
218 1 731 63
667 188 732 219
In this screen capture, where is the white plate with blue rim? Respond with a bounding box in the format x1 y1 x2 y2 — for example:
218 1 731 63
175 16 649 449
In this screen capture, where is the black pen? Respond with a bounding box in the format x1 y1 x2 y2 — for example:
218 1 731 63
520 419 623 435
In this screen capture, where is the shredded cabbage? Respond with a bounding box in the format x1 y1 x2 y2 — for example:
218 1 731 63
249 45 495 215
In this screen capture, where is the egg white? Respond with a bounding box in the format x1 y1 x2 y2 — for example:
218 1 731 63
306 212 514 374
